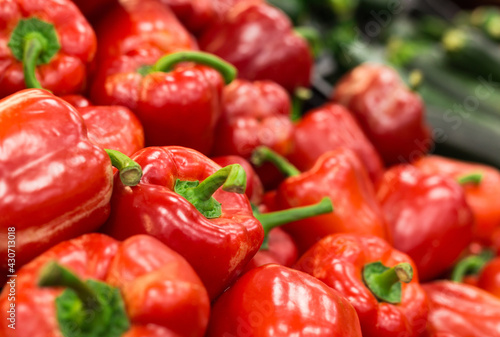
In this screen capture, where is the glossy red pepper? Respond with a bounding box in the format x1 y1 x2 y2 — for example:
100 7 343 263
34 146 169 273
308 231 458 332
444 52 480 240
424 281 500 337
101 146 264 299
61 95 145 157
199 3 313 93
206 264 363 337
414 155 500 245
377 164 474 281
287 103 384 184
0 233 210 336
253 146 389 254
0 89 114 279
332 64 432 165
451 251 500 298
296 234 429 337
211 79 294 188
0 0 96 97
212 155 264 205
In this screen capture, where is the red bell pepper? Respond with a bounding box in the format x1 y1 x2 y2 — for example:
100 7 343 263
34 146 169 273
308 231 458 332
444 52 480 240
93 0 196 64
332 63 432 165
101 146 264 299
0 89 115 279
206 264 363 336
424 281 500 337
414 155 500 245
91 49 235 154
0 233 210 336
377 164 474 281
287 103 384 184
211 78 294 188
0 0 96 97
199 3 313 93
296 233 429 337
253 146 389 254
212 155 264 204
61 95 145 157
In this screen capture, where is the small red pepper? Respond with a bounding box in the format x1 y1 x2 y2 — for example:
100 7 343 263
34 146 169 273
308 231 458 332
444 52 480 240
0 0 96 97
212 155 264 205
253 146 389 254
101 146 264 299
287 103 384 184
332 63 432 165
451 251 500 298
424 281 500 337
61 95 145 157
0 233 210 336
199 3 313 93
377 164 474 281
0 89 115 278
295 233 429 337
206 264 363 337
211 78 294 188
414 155 500 245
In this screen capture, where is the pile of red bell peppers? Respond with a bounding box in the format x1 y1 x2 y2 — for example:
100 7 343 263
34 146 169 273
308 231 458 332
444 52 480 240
1 0 500 336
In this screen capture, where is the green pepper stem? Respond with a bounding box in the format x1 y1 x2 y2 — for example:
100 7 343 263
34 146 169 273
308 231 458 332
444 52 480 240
38 261 100 311
105 149 143 186
451 250 494 282
291 87 312 122
457 172 484 185
150 51 237 84
255 197 333 236
294 27 321 58
194 164 247 200
23 35 44 89
251 146 301 177
363 262 413 304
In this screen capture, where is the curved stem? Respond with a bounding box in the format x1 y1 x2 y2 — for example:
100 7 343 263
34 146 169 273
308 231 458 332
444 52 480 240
23 35 44 89
151 51 237 84
451 250 494 282
457 172 483 185
251 146 301 177
255 197 333 236
194 164 247 200
38 261 100 311
105 149 143 186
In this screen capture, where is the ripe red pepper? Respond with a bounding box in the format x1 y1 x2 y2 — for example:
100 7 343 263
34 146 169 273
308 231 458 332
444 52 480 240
91 51 235 154
414 155 500 245
0 0 96 97
377 164 474 281
101 146 264 299
287 103 384 184
206 264 363 337
61 95 145 157
296 234 429 337
333 64 432 165
199 3 313 93
212 155 264 205
253 146 389 254
451 251 500 298
0 233 210 336
211 79 294 188
158 0 263 34
0 89 115 279
424 281 500 337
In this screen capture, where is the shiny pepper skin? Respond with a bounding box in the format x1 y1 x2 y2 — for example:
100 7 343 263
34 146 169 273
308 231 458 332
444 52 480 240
206 264 363 337
333 63 432 165
0 89 113 279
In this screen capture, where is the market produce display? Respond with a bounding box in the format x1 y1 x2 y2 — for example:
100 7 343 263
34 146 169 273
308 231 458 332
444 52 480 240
2 0 500 336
